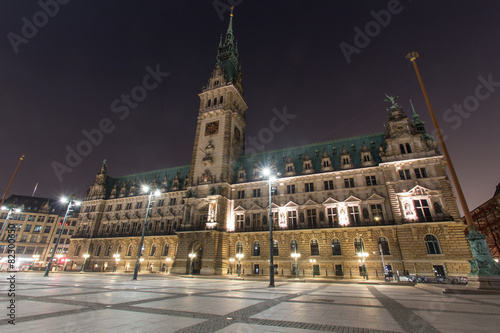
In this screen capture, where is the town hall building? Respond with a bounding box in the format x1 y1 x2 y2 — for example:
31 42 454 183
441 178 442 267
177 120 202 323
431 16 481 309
70 10 471 278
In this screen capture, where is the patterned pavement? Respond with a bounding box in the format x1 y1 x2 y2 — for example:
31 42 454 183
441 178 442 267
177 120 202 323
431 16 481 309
1 272 499 332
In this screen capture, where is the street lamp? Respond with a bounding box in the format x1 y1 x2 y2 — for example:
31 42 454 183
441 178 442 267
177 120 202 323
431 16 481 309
132 185 161 281
263 167 277 287
357 252 369 280
309 259 316 277
188 253 196 275
113 253 120 273
236 253 244 278
291 252 301 279
229 258 235 275
378 243 387 281
165 257 172 273
0 206 21 236
80 253 90 273
44 196 80 277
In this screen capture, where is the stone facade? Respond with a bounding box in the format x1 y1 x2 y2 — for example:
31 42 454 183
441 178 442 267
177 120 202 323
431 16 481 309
69 11 472 279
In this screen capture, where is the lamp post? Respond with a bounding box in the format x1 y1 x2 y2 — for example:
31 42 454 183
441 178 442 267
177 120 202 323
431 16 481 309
357 252 369 280
229 258 235 275
236 253 244 278
113 253 120 273
44 196 80 277
81 253 90 273
309 259 316 277
263 168 277 287
378 243 387 281
132 185 161 281
188 253 196 275
291 252 300 279
165 257 171 274
0 206 21 236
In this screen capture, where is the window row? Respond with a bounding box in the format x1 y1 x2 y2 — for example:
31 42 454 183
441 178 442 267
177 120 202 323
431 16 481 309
206 95 223 107
234 234 442 256
235 176 380 199
398 167 428 180
105 198 178 212
76 243 172 258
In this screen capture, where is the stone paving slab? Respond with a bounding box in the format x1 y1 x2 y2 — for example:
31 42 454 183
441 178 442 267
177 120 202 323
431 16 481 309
1 272 500 332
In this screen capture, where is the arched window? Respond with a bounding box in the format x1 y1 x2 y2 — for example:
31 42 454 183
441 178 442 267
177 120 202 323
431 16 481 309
219 96 223 104
163 244 169 256
400 144 406 154
95 245 101 256
117 245 122 255
213 98 217 106
354 238 364 255
127 245 133 256
207 99 211 107
150 244 156 256
405 143 412 153
424 235 441 254
290 240 298 254
331 239 342 255
236 241 243 254
106 245 112 256
378 237 390 255
75 245 81 257
253 241 260 256
273 240 279 256
310 239 319 255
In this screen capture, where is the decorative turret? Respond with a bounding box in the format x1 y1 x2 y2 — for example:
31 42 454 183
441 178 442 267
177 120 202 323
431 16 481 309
86 159 108 200
380 95 438 162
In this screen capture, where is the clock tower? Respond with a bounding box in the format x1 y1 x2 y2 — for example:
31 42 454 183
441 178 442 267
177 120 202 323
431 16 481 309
189 8 247 186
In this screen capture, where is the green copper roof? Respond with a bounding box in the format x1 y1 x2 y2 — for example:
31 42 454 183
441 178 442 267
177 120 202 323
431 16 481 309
105 165 191 198
234 132 386 182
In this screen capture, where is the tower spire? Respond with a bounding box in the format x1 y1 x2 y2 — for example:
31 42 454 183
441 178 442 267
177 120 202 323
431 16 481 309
215 6 240 83
410 99 426 134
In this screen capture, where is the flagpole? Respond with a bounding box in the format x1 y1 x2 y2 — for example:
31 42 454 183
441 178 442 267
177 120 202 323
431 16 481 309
0 155 25 208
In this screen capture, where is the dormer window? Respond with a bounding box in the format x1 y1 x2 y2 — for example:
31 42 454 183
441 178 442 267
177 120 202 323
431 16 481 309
363 155 370 162
323 160 330 167
304 163 311 170
342 157 350 164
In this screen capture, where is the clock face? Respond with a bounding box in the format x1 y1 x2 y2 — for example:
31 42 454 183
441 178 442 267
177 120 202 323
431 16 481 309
205 121 219 135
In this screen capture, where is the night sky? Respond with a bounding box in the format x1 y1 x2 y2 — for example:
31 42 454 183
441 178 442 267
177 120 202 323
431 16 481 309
1 0 499 212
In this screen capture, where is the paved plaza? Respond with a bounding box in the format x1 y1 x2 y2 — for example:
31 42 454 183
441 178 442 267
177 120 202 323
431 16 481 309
1 272 499 332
